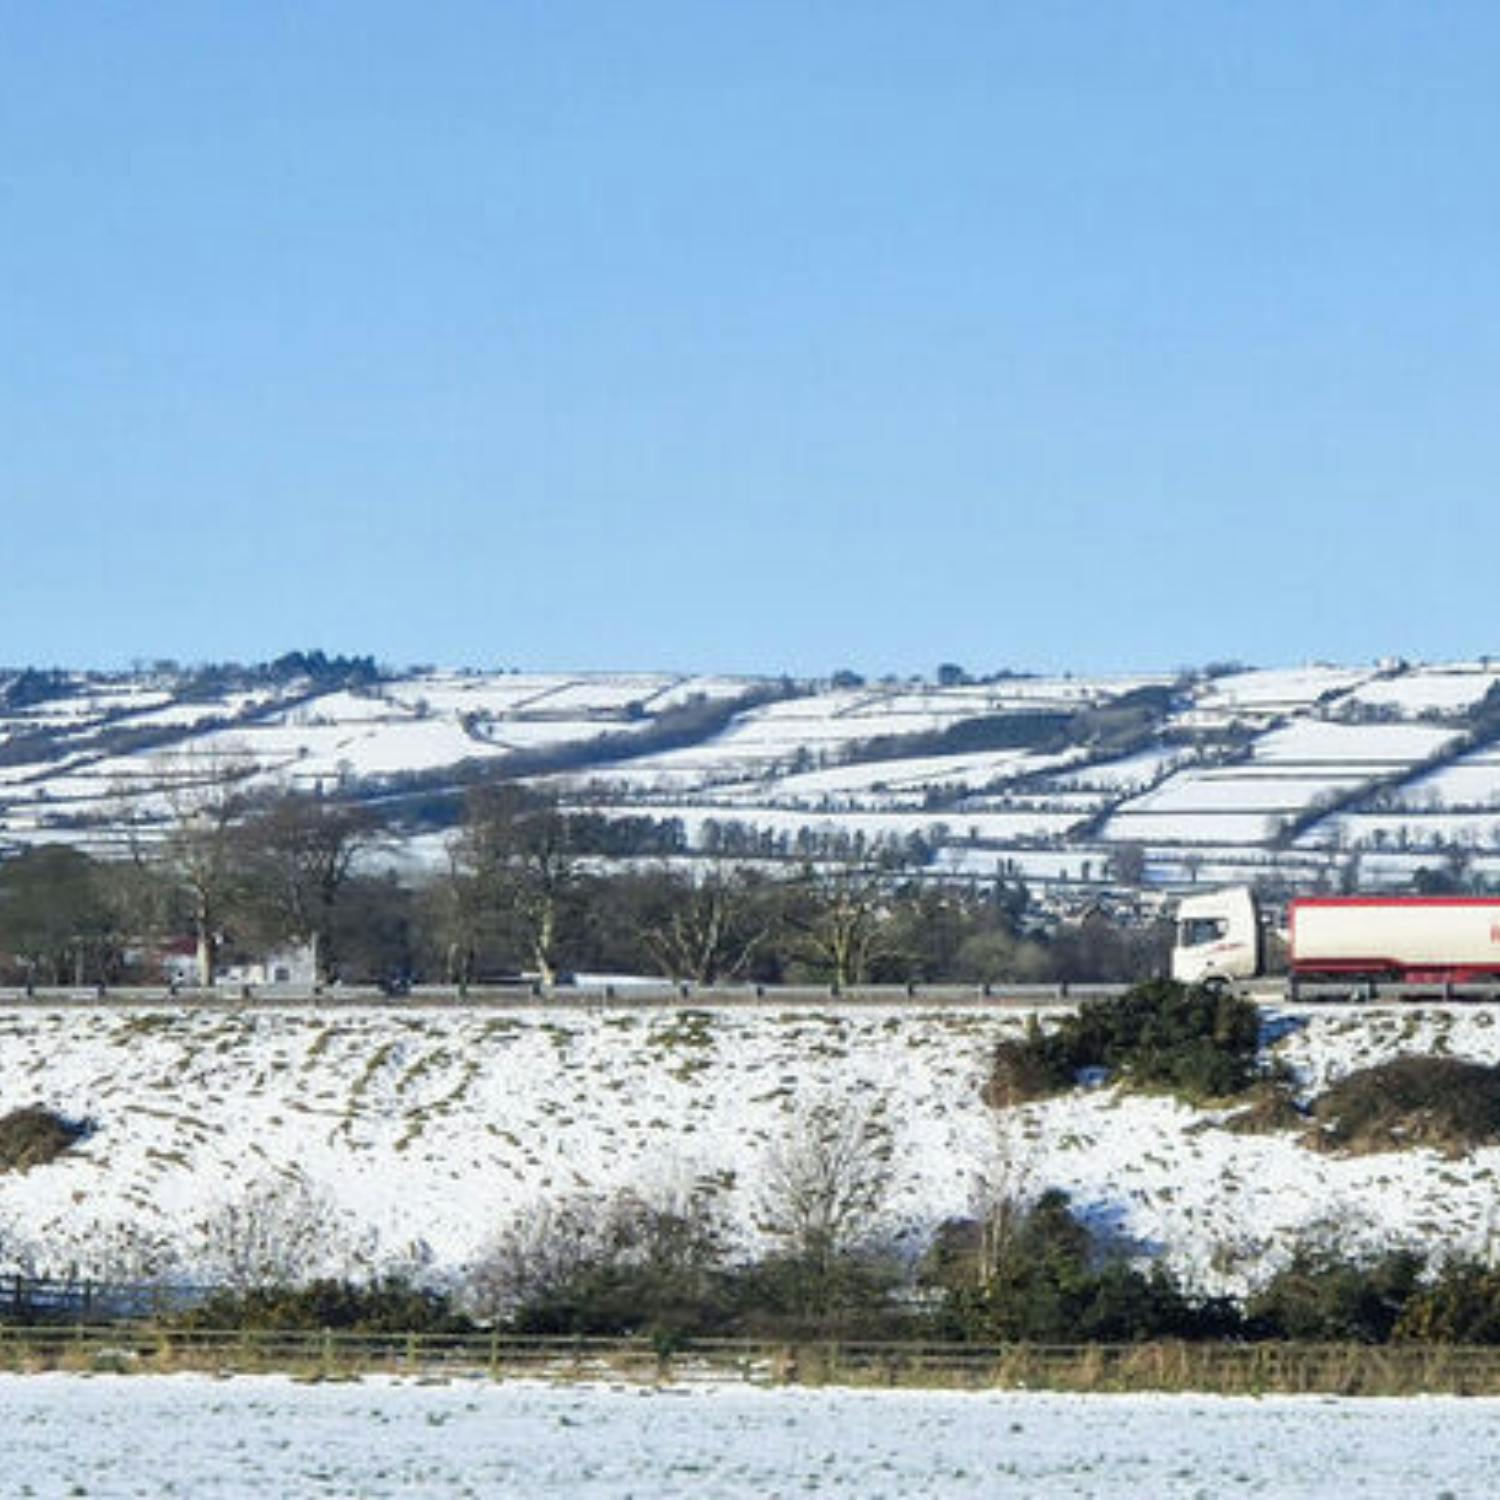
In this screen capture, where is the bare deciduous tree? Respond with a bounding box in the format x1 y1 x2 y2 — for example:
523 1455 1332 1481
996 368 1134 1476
789 864 890 989
451 785 578 985
969 1112 1039 1289
196 1175 334 1293
76 1220 184 1287
641 865 775 984
758 1095 896 1273
156 747 256 986
242 790 379 983
467 1193 602 1321
466 1183 727 1329
421 844 490 985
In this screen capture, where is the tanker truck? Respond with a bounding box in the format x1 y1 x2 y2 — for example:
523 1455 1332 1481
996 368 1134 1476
1171 886 1500 994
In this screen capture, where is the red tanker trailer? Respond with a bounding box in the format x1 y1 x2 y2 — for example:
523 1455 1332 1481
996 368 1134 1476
1172 886 1500 990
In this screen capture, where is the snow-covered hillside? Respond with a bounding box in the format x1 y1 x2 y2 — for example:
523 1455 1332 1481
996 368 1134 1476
3 1000 1498 1296
4 656 1500 893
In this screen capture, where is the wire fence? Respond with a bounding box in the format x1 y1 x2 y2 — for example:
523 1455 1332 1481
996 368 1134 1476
5 1326 1500 1395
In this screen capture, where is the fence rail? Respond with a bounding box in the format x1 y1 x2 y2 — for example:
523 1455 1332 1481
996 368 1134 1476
5 1326 1500 1394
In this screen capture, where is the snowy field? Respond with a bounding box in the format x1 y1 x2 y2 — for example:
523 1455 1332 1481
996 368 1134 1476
2 1375 1497 1497
7 659 1500 888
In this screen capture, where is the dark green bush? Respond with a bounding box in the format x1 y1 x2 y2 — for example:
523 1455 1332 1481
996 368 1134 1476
176 1277 470 1333
1307 1056 1500 1157
983 1015 1077 1104
729 1250 913 1342
1245 1249 1423 1344
987 979 1260 1105
1394 1261 1500 1343
929 1189 1242 1344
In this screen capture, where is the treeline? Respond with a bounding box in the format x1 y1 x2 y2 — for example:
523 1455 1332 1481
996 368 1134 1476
0 784 1170 988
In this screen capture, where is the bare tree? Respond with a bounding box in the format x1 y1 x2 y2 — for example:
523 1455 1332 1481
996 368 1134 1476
968 1112 1039 1290
241 789 379 983
1106 841 1148 888
76 1220 184 1287
789 863 891 990
758 1095 895 1274
420 846 489 985
196 1175 334 1293
641 865 775 984
98 777 176 957
0 1206 40 1278
156 748 256 986
451 785 578 985
466 1184 727 1330
467 1193 604 1322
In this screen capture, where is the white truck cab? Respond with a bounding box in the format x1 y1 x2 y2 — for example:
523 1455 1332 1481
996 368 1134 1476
1171 886 1263 986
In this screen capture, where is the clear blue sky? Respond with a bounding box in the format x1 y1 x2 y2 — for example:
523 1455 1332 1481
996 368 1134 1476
3 2 1497 679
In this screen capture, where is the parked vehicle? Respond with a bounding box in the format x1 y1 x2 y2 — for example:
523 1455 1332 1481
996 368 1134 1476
1172 886 1500 991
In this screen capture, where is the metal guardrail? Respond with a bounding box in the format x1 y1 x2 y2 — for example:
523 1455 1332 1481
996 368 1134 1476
4 979 1498 1010
3 1327 1500 1393
0 981 1124 1009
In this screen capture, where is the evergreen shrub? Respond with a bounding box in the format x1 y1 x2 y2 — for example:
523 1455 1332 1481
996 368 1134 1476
986 980 1260 1105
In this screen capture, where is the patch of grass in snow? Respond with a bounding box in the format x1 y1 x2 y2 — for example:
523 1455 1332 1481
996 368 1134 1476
540 1022 578 1055
303 1025 346 1064
1219 1081 1308 1137
397 1048 453 1094
349 1041 400 1104
647 1010 717 1053
0 1106 91 1172
1307 1055 1500 1158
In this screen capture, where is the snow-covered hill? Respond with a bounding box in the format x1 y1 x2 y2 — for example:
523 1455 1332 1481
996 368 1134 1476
3 1000 1498 1295
4 656 1500 893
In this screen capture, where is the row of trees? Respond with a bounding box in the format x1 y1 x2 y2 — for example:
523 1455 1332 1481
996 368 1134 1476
0 789 379 988
0 782 1171 989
